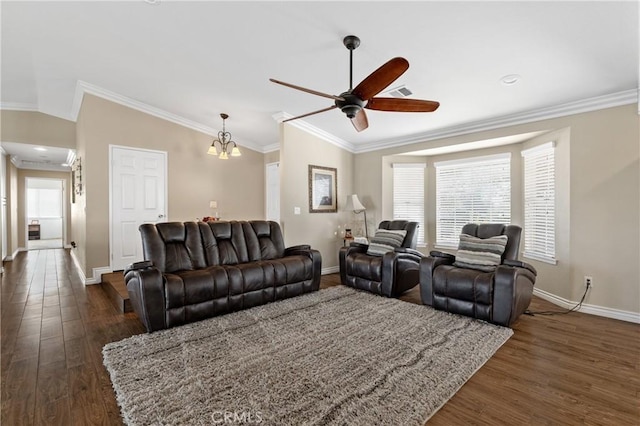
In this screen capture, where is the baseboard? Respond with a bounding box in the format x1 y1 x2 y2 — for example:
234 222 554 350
5 247 26 261
68 250 113 285
321 266 339 275
87 266 112 285
69 250 87 284
533 288 640 324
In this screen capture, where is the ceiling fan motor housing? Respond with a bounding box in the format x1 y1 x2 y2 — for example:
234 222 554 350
336 92 364 118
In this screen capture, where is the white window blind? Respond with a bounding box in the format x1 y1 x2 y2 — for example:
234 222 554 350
522 142 556 263
393 163 425 245
435 153 511 247
27 188 62 218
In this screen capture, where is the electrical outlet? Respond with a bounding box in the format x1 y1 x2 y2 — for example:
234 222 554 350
584 276 593 289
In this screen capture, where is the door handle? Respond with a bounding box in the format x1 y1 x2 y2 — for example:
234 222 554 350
158 214 165 219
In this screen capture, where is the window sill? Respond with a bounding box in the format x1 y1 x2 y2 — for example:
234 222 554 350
522 252 557 265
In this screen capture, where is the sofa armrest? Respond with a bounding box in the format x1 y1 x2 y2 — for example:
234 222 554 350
125 260 154 272
125 265 166 332
284 244 311 254
493 264 536 326
284 245 322 291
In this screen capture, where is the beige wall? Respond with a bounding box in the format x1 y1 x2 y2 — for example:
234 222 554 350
356 104 639 314
1 110 76 148
74 95 266 275
280 124 354 270
16 169 72 247
264 150 279 165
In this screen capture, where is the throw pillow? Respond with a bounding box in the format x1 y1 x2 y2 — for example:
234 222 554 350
366 229 407 256
453 233 508 272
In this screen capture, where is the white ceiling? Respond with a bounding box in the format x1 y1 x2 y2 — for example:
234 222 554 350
1 141 75 172
1 1 638 155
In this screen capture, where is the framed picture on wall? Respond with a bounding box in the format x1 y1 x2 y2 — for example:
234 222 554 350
308 165 337 213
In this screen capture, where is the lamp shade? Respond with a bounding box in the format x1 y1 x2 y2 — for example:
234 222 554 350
345 194 366 212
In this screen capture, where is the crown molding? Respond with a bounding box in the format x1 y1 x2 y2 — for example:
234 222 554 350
272 112 356 153
0 102 39 112
354 88 639 153
262 143 280 153
71 81 264 153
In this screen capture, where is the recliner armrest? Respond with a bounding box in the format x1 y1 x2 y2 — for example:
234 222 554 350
394 247 423 262
429 250 455 261
503 259 537 276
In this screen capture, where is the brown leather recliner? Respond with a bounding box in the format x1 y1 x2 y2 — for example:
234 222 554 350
420 223 536 327
339 220 422 297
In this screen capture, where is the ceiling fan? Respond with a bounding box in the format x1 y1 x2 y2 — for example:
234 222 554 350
270 35 440 132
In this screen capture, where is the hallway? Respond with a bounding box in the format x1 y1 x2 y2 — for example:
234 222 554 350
0 248 145 424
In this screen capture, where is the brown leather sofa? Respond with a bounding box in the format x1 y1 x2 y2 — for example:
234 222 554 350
339 220 422 297
420 223 536 327
125 220 322 332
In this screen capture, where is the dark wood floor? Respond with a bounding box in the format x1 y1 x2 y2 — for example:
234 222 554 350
1 249 639 425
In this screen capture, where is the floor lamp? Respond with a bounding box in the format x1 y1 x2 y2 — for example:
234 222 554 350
345 194 369 240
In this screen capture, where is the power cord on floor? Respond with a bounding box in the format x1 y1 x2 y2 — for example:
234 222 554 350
524 283 589 316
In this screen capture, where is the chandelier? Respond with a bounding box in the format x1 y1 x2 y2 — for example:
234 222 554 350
207 113 241 159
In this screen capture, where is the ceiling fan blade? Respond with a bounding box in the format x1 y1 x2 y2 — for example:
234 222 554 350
365 97 440 112
282 105 337 123
350 109 369 132
270 78 344 101
351 57 409 101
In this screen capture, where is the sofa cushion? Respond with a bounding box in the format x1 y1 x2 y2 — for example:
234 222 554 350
453 233 508 272
366 229 407 256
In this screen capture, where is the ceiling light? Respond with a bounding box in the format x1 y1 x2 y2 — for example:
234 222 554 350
500 74 521 86
34 147 47 151
207 113 241 160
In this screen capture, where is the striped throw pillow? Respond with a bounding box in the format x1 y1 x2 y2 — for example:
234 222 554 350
453 233 508 272
366 229 407 256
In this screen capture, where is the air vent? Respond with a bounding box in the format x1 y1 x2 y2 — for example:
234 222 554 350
385 85 413 98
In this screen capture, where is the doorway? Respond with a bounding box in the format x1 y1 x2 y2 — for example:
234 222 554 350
266 162 280 223
26 178 65 250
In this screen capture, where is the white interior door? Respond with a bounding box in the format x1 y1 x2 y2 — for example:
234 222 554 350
1 150 6 269
110 146 167 271
266 162 280 223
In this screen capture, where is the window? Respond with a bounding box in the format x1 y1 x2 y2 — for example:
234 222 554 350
522 142 556 263
27 188 62 218
435 153 511 247
393 163 425 245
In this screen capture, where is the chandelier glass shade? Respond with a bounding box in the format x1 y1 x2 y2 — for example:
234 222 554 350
207 113 241 159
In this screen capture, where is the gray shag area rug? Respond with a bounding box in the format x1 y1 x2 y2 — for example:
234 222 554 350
103 286 512 426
